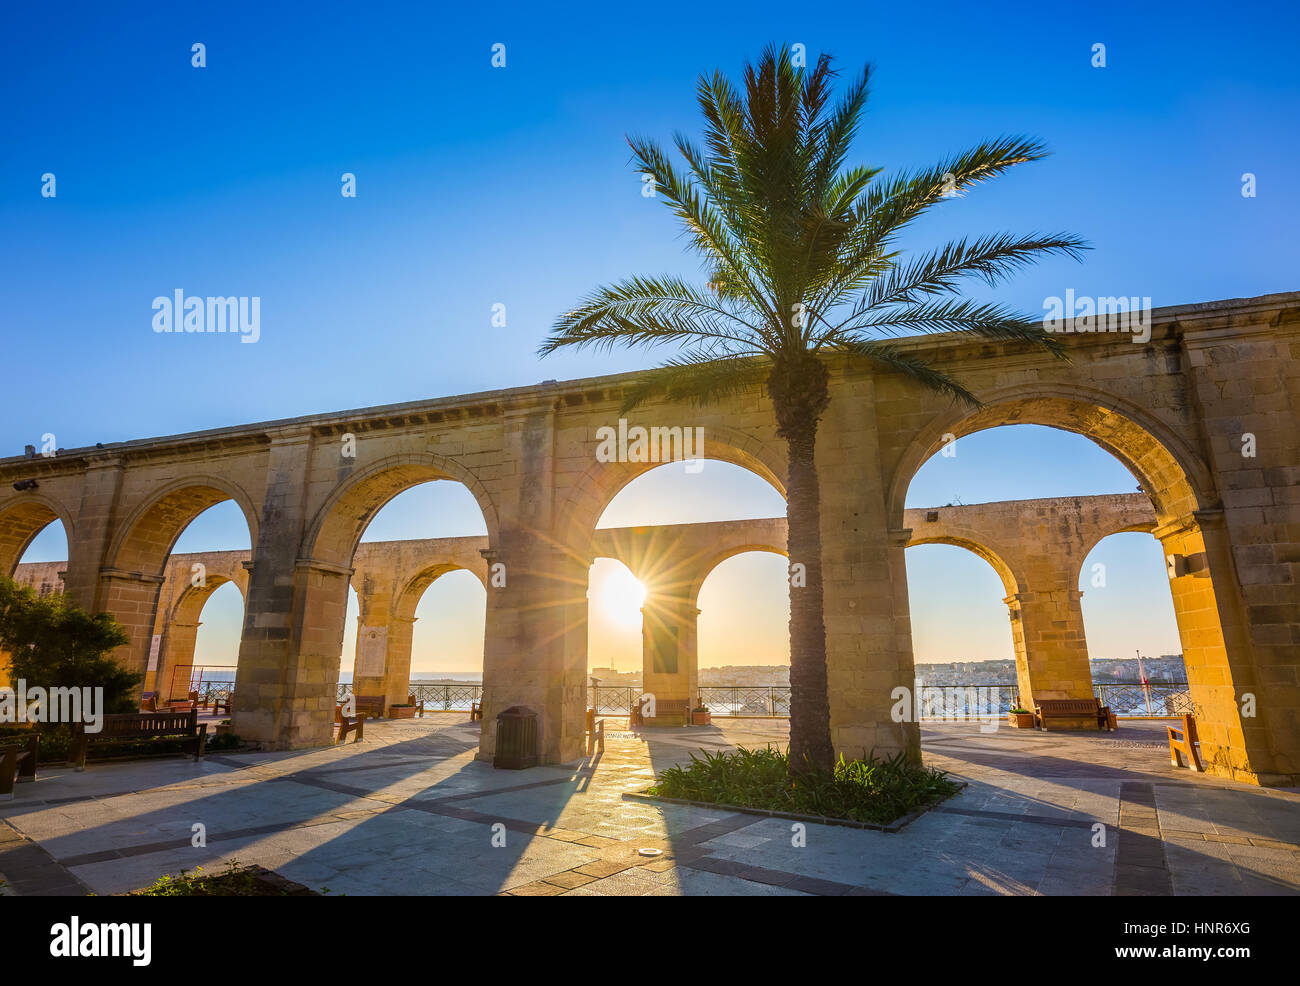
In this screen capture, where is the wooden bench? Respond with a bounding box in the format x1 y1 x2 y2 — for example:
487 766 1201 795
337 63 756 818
140 692 158 712
1167 714 1204 771
353 695 385 720
1034 698 1112 731
0 734 38 801
70 710 208 771
636 697 691 727
407 693 425 718
212 694 232 717
335 704 365 744
469 701 483 722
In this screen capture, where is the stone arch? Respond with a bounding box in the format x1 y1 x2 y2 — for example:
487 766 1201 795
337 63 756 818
157 574 246 698
394 561 484 622
889 387 1257 777
885 383 1215 530
1076 520 1159 569
558 425 787 552
101 477 257 684
107 476 259 577
0 493 75 577
905 533 1023 600
687 543 788 607
304 453 500 570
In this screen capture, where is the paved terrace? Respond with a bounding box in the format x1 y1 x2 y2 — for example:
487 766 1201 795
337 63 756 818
1 716 1297 896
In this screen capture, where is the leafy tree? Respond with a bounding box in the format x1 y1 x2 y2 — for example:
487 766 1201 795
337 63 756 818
541 45 1085 773
0 576 138 718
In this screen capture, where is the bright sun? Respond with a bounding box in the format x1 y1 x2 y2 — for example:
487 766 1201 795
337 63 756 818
598 567 646 628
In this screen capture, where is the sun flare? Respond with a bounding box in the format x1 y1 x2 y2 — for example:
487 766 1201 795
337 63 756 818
597 567 647 628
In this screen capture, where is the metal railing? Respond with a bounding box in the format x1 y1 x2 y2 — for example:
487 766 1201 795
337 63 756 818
336 682 485 711
698 685 790 716
322 679 1194 720
1095 682 1193 717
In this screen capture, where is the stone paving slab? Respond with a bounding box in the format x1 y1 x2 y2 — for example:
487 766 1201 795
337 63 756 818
0 714 1296 896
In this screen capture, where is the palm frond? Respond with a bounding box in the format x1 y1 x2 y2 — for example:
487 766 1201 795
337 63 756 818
831 337 982 409
539 276 760 356
617 352 771 414
844 298 1070 358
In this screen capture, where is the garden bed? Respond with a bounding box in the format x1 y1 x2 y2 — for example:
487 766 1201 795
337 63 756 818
130 862 322 896
637 746 963 831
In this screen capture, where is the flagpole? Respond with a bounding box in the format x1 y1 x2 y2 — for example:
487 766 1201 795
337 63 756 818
1136 648 1152 716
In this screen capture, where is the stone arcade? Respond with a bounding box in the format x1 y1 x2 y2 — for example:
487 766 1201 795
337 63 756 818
1 293 1297 784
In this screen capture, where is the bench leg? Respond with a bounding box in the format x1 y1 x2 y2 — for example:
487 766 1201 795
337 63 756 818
0 751 19 799
18 737 38 782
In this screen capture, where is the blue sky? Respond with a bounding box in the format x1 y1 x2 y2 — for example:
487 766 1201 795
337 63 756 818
6 0 1296 669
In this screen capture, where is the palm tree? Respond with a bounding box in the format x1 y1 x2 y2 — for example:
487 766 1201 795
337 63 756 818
540 45 1086 774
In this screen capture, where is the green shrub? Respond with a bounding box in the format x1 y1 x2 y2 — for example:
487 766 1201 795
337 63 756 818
648 746 960 825
0 576 139 718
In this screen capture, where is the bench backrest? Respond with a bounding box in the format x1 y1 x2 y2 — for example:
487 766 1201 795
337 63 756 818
354 695 385 716
1036 699 1100 715
89 710 200 739
646 698 691 715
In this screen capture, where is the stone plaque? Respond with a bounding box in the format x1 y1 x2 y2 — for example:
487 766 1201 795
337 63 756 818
356 627 388 677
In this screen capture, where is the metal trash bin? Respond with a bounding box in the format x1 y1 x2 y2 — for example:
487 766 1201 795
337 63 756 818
494 706 539 770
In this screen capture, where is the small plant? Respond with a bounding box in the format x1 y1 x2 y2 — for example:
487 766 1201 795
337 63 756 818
135 860 261 896
133 859 326 896
1008 707 1031 715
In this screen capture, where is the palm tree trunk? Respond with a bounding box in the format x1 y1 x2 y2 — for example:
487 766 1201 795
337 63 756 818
769 356 835 775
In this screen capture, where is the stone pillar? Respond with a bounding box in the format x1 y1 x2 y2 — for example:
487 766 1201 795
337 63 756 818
478 405 588 765
1155 512 1257 780
478 539 589 764
63 458 124 613
380 615 418 710
640 595 700 720
350 570 400 713
1177 319 1300 784
98 568 166 681
233 434 345 750
1004 581 1097 726
159 620 201 698
819 370 919 763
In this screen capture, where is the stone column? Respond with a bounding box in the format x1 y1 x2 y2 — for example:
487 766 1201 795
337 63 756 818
97 568 166 681
232 434 347 749
1004 581 1096 724
478 539 589 764
350 569 400 713
477 405 588 765
819 369 919 763
63 457 124 613
380 615 418 711
1180 322 1299 783
159 620 202 698
640 594 700 720
1155 511 1255 780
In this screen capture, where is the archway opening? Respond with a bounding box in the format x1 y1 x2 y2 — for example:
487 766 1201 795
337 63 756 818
1079 531 1186 716
3 510 70 689
328 478 490 718
895 401 1246 778
696 550 790 716
588 459 787 718
101 491 253 703
149 500 252 703
905 542 1017 716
